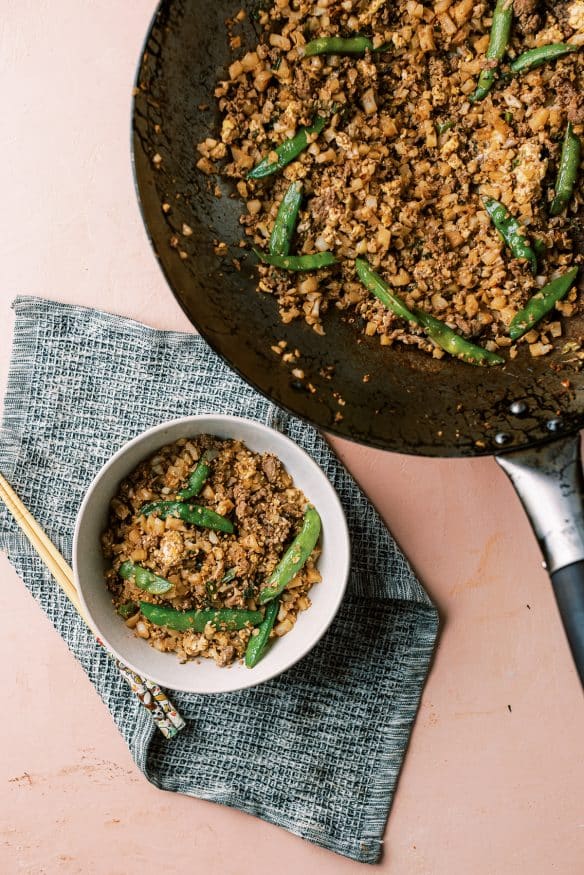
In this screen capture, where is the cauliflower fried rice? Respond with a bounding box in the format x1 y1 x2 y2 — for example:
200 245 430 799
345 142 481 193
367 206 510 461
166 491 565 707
102 436 321 666
198 0 584 361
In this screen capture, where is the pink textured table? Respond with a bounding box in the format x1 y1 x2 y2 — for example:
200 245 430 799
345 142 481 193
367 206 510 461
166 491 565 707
1 4 583 873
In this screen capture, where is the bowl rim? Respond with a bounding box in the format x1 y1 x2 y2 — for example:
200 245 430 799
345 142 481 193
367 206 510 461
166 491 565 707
72 413 351 693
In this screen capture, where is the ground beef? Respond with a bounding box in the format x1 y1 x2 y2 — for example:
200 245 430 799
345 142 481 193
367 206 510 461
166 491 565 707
552 65 584 124
515 0 541 35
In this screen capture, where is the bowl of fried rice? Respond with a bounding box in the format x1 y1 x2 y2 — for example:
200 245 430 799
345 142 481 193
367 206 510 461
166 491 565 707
73 414 350 693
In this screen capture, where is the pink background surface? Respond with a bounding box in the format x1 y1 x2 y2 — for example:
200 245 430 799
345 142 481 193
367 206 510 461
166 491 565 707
1 3 583 873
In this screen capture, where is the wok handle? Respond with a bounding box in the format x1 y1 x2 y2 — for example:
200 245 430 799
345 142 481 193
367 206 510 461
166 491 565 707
496 434 584 687
550 562 584 684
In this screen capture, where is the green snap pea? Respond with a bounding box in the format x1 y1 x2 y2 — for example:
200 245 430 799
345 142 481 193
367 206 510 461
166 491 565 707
258 507 321 604
533 238 547 258
177 449 215 500
119 561 174 595
247 116 327 179
355 257 420 324
509 267 579 340
245 598 280 667
436 120 454 135
117 601 139 619
510 43 579 75
253 247 337 270
303 36 374 57
550 123 581 217
470 0 513 103
483 197 538 274
414 310 505 366
139 602 262 632
269 181 303 256
140 500 234 533
355 258 504 366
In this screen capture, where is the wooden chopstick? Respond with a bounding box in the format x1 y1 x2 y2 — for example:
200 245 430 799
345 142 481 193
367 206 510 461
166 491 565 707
0 475 83 611
0 473 185 738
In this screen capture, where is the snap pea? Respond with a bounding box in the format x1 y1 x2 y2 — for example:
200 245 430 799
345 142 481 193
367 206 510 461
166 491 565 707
119 561 174 595
509 267 579 340
269 181 303 256
470 0 513 103
303 36 374 57
414 310 505 366
533 238 547 258
253 247 337 270
245 598 280 667
510 43 579 75
483 197 537 274
247 116 327 179
355 257 420 324
117 601 139 619
258 507 321 604
436 120 453 135
550 123 581 217
355 258 504 366
139 602 263 632
177 449 215 500
140 500 234 533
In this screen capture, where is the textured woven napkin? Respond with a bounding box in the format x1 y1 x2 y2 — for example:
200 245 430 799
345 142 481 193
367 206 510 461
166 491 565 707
0 297 438 863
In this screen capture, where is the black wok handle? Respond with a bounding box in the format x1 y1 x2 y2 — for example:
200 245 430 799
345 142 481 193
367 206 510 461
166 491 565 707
497 434 584 688
551 561 584 684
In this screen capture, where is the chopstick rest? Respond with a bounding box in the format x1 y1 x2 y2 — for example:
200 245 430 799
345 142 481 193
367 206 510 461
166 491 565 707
0 473 185 739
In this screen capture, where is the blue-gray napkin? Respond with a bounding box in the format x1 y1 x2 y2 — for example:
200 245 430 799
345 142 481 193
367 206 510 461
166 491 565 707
0 297 438 863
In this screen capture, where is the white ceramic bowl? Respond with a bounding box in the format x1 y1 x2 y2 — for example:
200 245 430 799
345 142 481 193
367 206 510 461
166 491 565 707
73 415 350 694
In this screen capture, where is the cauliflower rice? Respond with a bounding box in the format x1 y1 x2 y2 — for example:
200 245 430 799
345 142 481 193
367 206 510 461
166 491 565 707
102 436 321 666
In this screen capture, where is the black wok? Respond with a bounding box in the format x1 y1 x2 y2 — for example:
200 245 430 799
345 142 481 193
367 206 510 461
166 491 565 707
132 0 584 683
